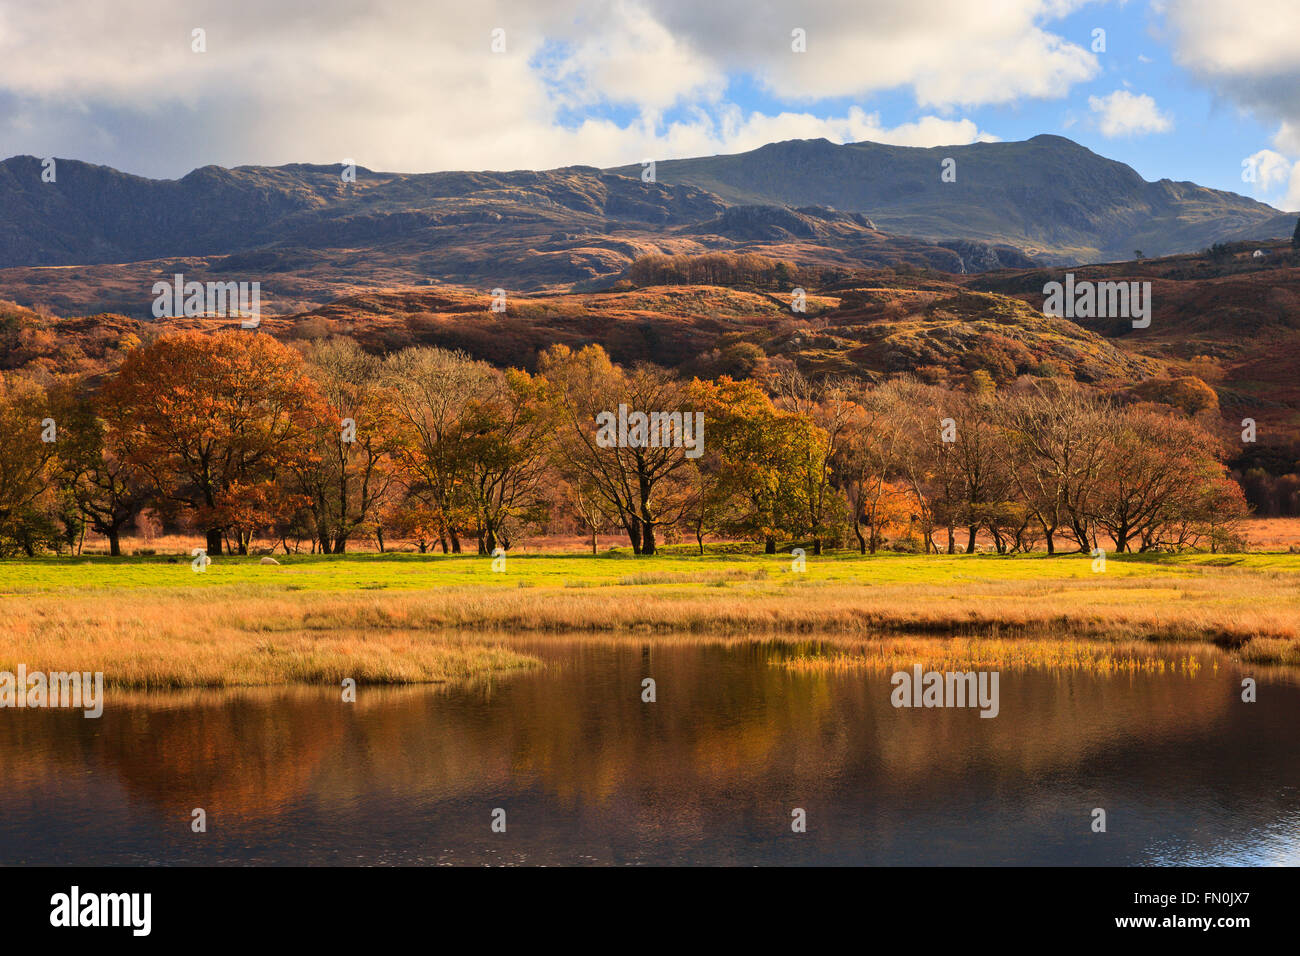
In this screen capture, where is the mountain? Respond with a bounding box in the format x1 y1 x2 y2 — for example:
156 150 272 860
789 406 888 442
10 238 1300 440
0 154 1033 317
608 135 1294 264
0 136 1293 318
961 238 1300 431
0 279 1162 391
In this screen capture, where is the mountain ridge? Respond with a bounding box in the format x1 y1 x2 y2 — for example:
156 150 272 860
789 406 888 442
0 136 1294 319
608 134 1292 263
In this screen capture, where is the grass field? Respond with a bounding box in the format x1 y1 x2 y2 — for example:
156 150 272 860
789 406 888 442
2 547 1299 687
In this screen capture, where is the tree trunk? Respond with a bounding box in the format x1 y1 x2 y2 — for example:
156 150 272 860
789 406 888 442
625 517 642 554
206 528 223 556
946 526 955 555
812 537 822 556
966 525 978 553
591 531 598 555
640 522 656 556
764 536 776 555
108 530 121 557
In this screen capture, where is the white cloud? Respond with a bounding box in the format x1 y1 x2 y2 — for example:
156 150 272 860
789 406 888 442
647 0 1099 107
1244 149 1292 191
1240 147 1300 211
1160 0 1300 184
1160 0 1297 79
0 0 1083 177
1283 164 1300 211
1274 122 1300 157
1088 90 1173 137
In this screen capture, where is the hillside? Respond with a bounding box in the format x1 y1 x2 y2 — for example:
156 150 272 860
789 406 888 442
963 239 1300 433
609 135 1293 264
2 133 1290 320
1 278 1158 394
0 155 1032 317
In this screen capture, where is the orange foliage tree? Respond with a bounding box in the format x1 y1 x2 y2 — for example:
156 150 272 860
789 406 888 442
99 330 324 555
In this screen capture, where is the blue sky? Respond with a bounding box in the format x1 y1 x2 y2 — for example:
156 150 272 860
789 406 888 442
0 0 1296 209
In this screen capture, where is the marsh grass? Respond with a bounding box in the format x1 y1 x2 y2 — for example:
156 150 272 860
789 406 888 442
0 614 537 690
779 637 1211 675
1 550 1298 683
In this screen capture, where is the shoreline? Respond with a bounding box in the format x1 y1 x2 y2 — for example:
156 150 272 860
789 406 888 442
3 551 1298 686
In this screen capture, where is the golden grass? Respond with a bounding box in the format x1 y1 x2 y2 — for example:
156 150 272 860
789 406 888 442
780 637 1210 674
0 611 537 690
3 547 1299 685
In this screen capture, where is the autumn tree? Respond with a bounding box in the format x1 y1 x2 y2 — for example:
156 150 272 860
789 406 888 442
1094 407 1245 552
773 368 851 555
833 384 911 554
999 383 1110 553
384 346 496 553
100 330 324 555
294 338 400 553
0 375 60 555
541 344 695 555
50 384 149 556
459 368 554 553
692 377 816 553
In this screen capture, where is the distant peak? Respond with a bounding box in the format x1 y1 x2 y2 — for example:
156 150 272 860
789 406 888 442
1027 133 1082 146
759 137 835 151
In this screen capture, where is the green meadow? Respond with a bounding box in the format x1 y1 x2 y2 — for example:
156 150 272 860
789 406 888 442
2 549 1298 688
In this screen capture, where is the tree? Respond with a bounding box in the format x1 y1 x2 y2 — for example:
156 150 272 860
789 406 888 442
1292 217 1300 249
1000 383 1109 553
555 472 616 554
833 382 913 554
51 384 148 556
0 376 60 555
692 377 811 553
384 346 495 553
294 339 400 553
459 368 553 553
541 344 694 555
100 331 324 555
773 368 851 555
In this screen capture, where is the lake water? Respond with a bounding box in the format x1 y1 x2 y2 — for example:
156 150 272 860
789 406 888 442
2 638 1297 866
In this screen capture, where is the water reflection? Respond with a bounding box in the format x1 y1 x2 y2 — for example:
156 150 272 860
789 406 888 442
0 638 1296 865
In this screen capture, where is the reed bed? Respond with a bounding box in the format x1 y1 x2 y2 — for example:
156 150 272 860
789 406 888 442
1 551 1297 684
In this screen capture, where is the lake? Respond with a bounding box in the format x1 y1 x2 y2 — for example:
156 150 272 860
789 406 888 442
1 638 1297 865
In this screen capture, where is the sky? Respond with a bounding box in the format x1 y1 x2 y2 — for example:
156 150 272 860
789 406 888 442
0 0 1298 209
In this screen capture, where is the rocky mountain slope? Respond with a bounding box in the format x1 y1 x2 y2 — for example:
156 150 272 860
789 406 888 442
610 135 1293 264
